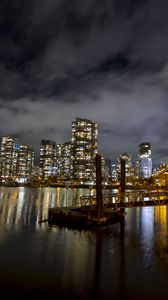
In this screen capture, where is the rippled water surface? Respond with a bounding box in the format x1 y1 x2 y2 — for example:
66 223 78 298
0 186 168 300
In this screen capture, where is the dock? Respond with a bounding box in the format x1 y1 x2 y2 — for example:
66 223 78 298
48 154 126 229
48 207 125 228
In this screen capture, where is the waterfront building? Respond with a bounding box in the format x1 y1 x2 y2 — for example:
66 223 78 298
138 142 152 178
56 142 72 180
40 139 72 182
33 165 40 178
62 142 72 180
101 158 112 183
111 163 118 182
117 153 132 175
117 153 134 184
0 136 18 181
16 145 34 183
0 136 34 183
71 117 98 183
40 139 57 180
26 147 34 178
55 144 63 180
135 160 140 178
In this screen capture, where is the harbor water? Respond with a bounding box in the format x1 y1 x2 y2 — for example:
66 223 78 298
0 186 168 300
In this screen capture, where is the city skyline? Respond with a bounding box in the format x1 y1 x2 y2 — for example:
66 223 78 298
0 128 156 185
0 1 168 166
0 117 165 168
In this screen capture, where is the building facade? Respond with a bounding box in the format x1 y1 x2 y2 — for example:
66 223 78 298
101 158 112 183
0 136 18 181
16 145 34 183
55 142 72 180
62 142 72 180
138 142 152 178
0 136 34 183
116 153 135 184
71 117 98 182
40 139 57 180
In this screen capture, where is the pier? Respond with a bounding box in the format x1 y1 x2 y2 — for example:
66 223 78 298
48 154 125 228
80 190 168 209
48 155 168 228
48 207 124 228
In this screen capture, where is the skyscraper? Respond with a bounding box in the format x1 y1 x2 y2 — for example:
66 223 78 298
118 153 133 177
0 136 34 183
101 158 112 183
55 142 72 180
62 142 72 179
71 117 98 182
138 142 152 178
16 145 34 183
55 143 64 180
0 136 18 181
40 139 56 180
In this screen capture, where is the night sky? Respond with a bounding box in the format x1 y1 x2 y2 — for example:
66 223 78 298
0 0 168 166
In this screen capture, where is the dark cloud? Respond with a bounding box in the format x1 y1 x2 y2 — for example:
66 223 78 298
0 0 168 166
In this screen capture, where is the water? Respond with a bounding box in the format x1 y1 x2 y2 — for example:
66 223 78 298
0 186 168 300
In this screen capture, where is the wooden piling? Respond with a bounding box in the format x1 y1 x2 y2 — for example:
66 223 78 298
95 154 103 220
48 153 124 228
120 158 126 194
120 158 126 215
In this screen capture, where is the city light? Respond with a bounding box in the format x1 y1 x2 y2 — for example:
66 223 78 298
0 119 168 188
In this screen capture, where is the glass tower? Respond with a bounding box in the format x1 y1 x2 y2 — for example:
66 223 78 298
138 142 152 178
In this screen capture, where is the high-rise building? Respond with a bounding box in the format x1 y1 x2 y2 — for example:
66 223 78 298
0 136 34 183
116 152 134 184
55 144 63 179
26 147 34 178
56 142 72 180
16 145 34 182
118 153 132 176
138 142 152 178
62 142 72 179
111 163 118 182
71 117 98 182
0 136 18 181
40 139 56 180
101 158 112 183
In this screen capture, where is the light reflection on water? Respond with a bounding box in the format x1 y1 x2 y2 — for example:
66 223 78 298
0 187 168 300
0 186 96 227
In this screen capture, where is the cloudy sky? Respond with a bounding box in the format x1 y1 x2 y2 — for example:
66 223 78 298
0 0 168 166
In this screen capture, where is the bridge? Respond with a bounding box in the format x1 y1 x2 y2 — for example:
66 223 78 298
80 190 168 209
